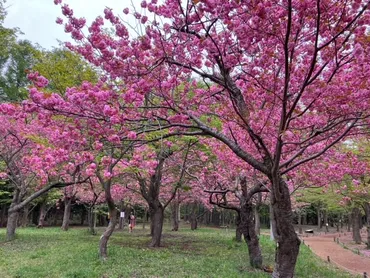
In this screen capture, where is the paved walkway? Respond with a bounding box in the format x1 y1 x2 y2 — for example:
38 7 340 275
302 234 370 276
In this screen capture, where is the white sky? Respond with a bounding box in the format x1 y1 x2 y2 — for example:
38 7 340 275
3 0 134 49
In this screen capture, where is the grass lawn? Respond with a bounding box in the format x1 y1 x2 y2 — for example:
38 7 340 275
0 225 356 278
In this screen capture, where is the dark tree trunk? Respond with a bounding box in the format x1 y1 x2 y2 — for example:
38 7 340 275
38 201 47 228
6 188 21 241
137 150 172 247
53 209 59 226
80 208 86 225
352 207 361 244
184 205 189 222
233 177 264 269
87 206 97 235
240 201 262 268
317 208 322 230
271 178 300 278
190 215 198 230
149 204 164 247
99 214 107 227
324 210 329 232
0 204 6 227
364 203 370 249
61 197 72 231
235 213 242 242
254 205 261 236
32 207 39 225
190 203 198 230
347 212 351 232
303 212 307 225
20 204 29 227
150 217 154 235
171 200 179 231
204 210 210 225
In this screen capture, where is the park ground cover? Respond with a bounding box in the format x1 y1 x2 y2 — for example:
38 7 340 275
0 226 356 278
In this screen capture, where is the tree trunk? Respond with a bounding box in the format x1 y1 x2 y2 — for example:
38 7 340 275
98 179 118 259
52 209 58 226
6 211 18 241
347 212 351 232
99 207 117 259
6 188 21 241
20 204 29 227
364 203 370 249
0 204 6 227
139 150 170 247
270 202 278 241
87 206 97 235
150 214 154 236
254 205 261 236
184 205 189 222
190 215 198 230
240 202 262 268
190 203 198 230
235 213 242 242
317 207 321 231
61 197 72 231
298 212 303 234
303 212 307 225
38 201 47 228
149 204 164 247
271 178 300 278
352 207 361 244
80 208 86 225
171 200 179 231
324 210 329 232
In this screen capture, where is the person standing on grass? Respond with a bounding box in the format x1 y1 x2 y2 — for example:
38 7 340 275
129 212 136 233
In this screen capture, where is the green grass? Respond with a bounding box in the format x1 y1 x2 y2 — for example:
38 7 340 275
0 225 356 278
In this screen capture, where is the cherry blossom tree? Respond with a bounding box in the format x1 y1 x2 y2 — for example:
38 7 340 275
75 178 104 234
54 0 370 275
293 145 369 237
124 140 202 247
201 143 269 268
333 146 370 246
36 190 62 228
60 185 77 231
27 79 137 258
0 101 89 240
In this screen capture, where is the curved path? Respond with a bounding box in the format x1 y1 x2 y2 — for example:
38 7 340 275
302 234 370 276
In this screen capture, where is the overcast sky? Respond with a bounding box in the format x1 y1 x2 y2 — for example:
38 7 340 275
3 0 134 49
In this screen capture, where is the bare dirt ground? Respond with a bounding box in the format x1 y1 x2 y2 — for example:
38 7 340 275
300 227 370 276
